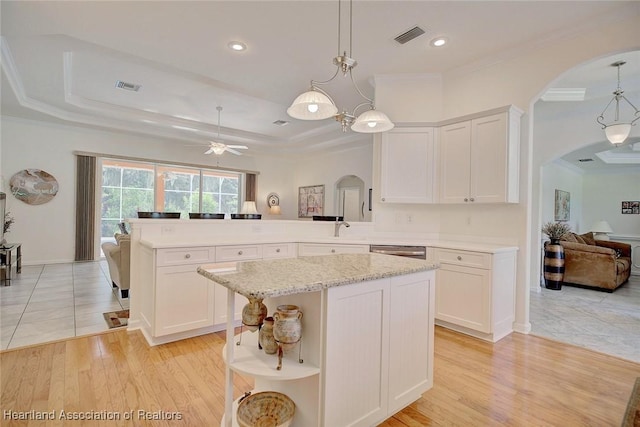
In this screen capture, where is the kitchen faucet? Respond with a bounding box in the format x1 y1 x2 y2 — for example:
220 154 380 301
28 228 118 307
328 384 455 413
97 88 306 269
334 217 350 237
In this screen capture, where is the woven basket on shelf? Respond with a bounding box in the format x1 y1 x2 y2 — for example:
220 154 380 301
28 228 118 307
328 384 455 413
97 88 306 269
237 391 295 427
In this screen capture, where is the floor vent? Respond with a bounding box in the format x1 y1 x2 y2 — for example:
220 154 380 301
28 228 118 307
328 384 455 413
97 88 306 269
394 26 426 44
115 80 142 92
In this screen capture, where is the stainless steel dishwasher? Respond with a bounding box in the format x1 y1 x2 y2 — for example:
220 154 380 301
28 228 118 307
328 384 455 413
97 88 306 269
369 244 427 260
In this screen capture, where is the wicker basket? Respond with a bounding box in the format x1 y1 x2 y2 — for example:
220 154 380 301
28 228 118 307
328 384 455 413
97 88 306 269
237 391 295 427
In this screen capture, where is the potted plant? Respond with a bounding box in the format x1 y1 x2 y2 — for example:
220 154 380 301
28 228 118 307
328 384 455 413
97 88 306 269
541 221 571 243
541 222 571 290
4 212 14 234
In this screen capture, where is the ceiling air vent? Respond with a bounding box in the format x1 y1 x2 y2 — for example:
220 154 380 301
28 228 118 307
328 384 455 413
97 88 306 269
273 120 289 126
394 26 426 45
115 80 142 92
578 158 594 162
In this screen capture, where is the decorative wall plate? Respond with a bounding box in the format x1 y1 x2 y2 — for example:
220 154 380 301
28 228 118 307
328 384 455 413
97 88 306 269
267 192 280 207
10 169 59 205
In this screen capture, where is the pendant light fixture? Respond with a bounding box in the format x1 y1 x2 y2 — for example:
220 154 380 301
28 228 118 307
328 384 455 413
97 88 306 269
287 0 394 133
596 61 640 145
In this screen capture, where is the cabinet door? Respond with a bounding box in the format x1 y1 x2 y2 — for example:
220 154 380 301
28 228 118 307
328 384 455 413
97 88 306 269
388 272 434 414
323 278 389 427
155 264 214 336
470 112 509 203
435 264 491 333
380 127 436 203
439 121 471 203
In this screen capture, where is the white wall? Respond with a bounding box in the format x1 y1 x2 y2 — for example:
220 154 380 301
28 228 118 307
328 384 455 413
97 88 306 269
540 162 584 233
1 116 372 264
292 141 373 221
582 172 640 237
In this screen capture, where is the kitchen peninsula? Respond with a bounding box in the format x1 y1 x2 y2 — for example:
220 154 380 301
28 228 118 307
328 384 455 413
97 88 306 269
198 253 438 427
129 219 517 348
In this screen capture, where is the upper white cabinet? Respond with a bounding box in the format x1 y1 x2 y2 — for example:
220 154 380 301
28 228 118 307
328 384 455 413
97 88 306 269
380 127 436 203
439 107 522 204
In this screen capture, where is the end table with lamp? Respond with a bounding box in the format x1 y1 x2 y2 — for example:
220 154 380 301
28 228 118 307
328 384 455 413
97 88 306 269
0 243 22 285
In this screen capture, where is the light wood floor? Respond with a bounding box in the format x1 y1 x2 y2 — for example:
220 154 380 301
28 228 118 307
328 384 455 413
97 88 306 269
1 326 639 426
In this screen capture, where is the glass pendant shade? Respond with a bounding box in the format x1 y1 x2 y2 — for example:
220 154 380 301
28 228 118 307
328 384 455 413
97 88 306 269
287 89 337 120
351 109 395 133
604 123 632 145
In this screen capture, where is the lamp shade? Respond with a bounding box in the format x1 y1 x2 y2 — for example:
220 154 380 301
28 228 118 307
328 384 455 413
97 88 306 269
605 123 631 145
287 89 337 120
240 201 258 215
591 220 613 233
351 109 395 133
591 220 613 241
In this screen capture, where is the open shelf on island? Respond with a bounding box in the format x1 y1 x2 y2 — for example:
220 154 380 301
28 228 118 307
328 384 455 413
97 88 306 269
223 330 320 380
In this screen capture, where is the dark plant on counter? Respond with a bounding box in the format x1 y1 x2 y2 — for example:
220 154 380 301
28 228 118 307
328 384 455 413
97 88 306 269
541 221 571 241
4 212 14 234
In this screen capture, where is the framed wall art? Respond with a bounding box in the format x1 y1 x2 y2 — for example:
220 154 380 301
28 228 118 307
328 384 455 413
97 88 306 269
298 185 325 218
621 201 640 214
554 189 570 221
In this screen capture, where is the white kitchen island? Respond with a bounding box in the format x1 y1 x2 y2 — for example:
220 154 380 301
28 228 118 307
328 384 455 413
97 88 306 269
198 253 438 427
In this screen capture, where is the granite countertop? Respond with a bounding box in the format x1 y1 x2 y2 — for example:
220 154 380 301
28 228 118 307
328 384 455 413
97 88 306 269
197 253 439 300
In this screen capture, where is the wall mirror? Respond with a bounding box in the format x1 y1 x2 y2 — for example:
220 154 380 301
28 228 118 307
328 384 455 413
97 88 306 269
335 175 369 222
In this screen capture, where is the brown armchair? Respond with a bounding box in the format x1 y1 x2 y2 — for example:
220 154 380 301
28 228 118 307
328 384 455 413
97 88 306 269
559 233 631 292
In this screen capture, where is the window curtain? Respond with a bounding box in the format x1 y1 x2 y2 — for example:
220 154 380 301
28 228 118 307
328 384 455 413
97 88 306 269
75 155 96 261
245 173 256 201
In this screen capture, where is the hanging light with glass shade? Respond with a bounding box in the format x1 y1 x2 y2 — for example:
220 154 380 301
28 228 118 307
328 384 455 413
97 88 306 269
596 61 640 145
287 0 394 133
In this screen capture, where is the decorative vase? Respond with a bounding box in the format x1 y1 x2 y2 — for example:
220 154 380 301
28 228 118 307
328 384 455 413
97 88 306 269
273 304 303 353
241 298 267 332
544 239 565 290
259 316 278 355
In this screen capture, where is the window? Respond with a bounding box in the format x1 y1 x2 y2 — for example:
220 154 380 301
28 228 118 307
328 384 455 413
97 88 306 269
101 159 241 239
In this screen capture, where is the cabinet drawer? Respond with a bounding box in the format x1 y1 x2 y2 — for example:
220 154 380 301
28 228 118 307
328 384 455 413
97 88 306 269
157 247 214 266
298 243 369 256
436 249 491 269
262 243 296 259
215 245 263 262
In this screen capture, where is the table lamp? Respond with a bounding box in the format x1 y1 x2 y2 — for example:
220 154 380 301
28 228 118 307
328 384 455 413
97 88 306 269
590 220 613 240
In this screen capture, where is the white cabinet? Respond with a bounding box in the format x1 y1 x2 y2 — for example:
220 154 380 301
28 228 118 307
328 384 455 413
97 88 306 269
298 243 369 256
380 127 436 203
434 247 517 342
215 244 263 262
439 107 522 204
145 247 216 340
323 271 434 426
263 242 297 259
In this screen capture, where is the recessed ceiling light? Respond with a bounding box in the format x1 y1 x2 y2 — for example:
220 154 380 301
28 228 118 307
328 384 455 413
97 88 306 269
228 41 247 52
430 37 448 47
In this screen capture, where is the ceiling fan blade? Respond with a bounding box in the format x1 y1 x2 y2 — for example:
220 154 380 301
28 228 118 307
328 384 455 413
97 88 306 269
204 147 214 155
226 145 248 150
226 148 242 155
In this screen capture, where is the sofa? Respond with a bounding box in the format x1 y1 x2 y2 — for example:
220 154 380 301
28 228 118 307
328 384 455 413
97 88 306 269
101 233 130 298
559 232 631 292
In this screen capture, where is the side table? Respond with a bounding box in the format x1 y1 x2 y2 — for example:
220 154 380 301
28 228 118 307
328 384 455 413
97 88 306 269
0 243 22 285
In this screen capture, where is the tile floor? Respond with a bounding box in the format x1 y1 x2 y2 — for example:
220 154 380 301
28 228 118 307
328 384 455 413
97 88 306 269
530 274 640 363
0 261 129 350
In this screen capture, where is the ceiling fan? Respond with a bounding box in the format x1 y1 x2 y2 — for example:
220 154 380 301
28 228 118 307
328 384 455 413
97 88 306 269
204 106 248 156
